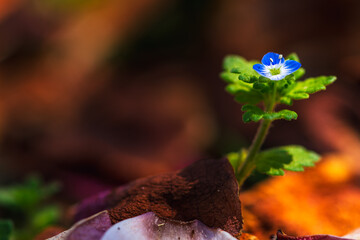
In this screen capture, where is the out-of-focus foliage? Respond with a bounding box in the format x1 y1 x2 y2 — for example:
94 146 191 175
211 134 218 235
0 176 60 240
0 220 13 240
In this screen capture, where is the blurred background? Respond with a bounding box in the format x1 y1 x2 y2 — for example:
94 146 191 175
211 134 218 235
0 0 360 239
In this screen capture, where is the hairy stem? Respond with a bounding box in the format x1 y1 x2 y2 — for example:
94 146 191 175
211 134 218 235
236 82 277 189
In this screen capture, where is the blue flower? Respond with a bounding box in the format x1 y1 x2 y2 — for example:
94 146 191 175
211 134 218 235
253 52 301 81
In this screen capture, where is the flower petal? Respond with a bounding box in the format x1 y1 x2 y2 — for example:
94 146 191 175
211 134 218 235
269 74 287 81
283 60 301 74
253 63 271 78
261 52 284 66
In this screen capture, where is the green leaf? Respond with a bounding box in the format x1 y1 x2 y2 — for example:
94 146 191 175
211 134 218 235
253 82 266 90
263 110 298 121
227 152 239 170
293 76 336 94
227 149 247 174
282 146 320 171
223 55 260 78
287 92 309 100
0 176 60 211
256 149 291 175
31 206 60 231
221 56 266 105
293 68 305 80
241 104 264 123
241 105 297 123
0 220 13 240
258 76 270 82
220 72 238 84
285 53 305 79
225 82 251 94
221 56 265 105
285 74 295 81
286 53 300 62
279 96 293 105
284 76 336 103
255 145 320 176
225 83 263 105
238 75 249 81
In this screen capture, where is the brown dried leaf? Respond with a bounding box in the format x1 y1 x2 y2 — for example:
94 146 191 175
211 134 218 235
276 230 355 240
74 158 243 236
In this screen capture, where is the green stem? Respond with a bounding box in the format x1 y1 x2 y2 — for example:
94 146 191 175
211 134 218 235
236 82 278 189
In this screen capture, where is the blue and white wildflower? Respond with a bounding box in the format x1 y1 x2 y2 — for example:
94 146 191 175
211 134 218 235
253 52 301 81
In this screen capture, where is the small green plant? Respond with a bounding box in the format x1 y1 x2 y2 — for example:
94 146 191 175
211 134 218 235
0 220 13 240
0 175 61 240
221 52 336 188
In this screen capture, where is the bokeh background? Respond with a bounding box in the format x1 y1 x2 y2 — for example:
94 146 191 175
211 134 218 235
0 0 360 239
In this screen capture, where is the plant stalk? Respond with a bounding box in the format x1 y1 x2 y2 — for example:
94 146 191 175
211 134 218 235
236 82 278 188
236 119 271 187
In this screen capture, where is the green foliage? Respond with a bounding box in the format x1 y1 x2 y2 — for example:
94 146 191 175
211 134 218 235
286 53 300 62
241 104 297 123
0 176 61 240
241 104 264 122
224 81 263 105
0 176 59 211
255 145 320 176
227 149 247 173
223 55 260 79
0 220 13 240
221 56 265 105
32 206 60 231
220 54 336 122
280 75 336 105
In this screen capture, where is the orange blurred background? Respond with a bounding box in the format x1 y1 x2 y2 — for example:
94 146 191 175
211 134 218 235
0 0 359 202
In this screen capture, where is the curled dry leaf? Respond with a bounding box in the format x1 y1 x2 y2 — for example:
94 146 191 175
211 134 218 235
276 230 356 240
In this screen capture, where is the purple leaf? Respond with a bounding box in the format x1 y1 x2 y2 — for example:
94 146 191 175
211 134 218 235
49 211 112 240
